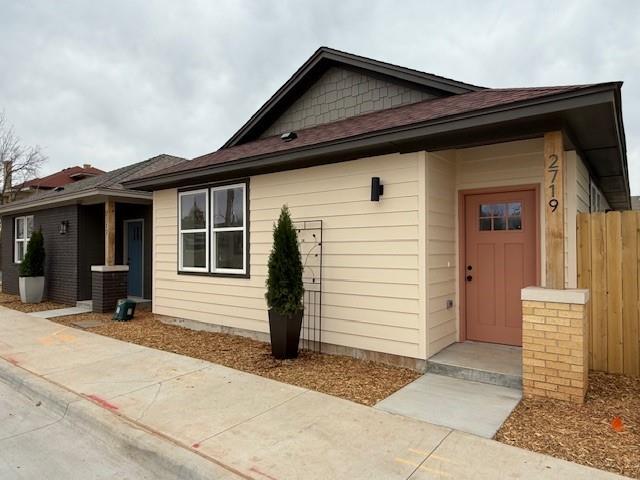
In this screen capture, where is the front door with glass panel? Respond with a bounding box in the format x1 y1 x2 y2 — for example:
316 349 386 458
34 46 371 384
464 189 537 346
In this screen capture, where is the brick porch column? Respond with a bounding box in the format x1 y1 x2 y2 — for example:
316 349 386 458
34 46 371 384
91 265 129 313
521 287 590 403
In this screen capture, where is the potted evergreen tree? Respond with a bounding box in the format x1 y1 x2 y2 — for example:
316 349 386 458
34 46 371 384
19 229 45 304
265 205 304 359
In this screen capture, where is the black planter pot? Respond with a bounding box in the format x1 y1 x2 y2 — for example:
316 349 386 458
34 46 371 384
268 309 303 359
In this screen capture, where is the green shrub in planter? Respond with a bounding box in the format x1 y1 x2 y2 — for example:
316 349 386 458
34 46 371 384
265 205 304 359
19 229 46 303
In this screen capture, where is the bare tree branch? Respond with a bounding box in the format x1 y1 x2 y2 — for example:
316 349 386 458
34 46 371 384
0 111 46 204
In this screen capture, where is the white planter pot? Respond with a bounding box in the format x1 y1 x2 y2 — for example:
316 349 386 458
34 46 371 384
19 276 45 304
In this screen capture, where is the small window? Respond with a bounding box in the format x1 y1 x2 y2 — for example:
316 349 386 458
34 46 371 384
179 190 208 271
479 202 522 232
14 215 34 263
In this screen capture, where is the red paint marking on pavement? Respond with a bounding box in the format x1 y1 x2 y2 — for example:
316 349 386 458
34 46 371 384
249 466 279 480
5 357 19 366
86 394 119 411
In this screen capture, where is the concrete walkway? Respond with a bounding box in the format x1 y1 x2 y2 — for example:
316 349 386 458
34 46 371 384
28 304 92 319
0 306 625 479
376 372 522 438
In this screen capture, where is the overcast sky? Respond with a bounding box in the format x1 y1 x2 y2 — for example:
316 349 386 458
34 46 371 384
1 1 639 193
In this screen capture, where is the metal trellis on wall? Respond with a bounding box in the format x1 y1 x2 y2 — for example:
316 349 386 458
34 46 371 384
294 220 323 352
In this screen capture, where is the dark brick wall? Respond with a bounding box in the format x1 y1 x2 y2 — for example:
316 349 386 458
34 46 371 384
115 203 152 299
78 204 105 300
92 270 128 313
1 216 18 295
1 206 79 304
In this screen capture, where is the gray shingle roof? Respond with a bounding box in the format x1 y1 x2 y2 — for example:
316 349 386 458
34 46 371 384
5 154 185 208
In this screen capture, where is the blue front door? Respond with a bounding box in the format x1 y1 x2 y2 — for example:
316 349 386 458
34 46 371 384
126 220 143 297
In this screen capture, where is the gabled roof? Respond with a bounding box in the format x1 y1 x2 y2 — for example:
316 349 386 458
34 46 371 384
130 84 596 179
125 81 629 209
0 154 186 215
222 47 485 148
20 165 105 190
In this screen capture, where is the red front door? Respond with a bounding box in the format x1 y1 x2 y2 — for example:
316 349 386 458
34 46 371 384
464 189 537 346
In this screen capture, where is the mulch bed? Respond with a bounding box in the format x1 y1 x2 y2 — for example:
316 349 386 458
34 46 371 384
496 372 640 478
0 292 69 313
51 311 420 406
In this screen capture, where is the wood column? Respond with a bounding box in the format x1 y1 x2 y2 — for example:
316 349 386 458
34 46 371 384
544 131 566 289
105 200 116 266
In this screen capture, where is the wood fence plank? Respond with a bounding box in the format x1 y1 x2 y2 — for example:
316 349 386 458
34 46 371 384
606 212 623 373
577 213 592 366
622 211 640 376
590 213 608 372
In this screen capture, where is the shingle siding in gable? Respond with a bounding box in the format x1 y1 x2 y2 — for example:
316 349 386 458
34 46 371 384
260 66 438 138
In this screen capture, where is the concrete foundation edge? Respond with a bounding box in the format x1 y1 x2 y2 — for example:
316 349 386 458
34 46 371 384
0 358 242 480
159 315 427 372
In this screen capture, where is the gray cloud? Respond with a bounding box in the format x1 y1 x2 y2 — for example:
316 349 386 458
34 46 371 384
1 0 638 193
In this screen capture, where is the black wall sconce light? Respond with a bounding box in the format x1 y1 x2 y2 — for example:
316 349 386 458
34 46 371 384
59 220 69 235
371 177 384 201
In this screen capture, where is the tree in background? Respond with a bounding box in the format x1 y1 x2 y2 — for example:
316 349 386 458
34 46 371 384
0 111 46 204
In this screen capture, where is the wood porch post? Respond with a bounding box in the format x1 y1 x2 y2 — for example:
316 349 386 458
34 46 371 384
105 200 116 266
544 131 566 288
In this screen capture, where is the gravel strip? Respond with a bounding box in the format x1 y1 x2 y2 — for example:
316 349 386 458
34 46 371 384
496 371 640 478
0 292 69 313
52 311 420 406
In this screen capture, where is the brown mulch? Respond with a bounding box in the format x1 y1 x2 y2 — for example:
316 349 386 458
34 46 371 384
496 371 640 478
0 292 70 313
52 311 420 406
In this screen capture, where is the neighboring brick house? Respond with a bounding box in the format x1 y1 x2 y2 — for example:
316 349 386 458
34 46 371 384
2 163 105 204
0 163 105 267
0 154 184 310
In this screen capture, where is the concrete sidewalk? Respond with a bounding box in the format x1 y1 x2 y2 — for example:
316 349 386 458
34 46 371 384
0 306 625 479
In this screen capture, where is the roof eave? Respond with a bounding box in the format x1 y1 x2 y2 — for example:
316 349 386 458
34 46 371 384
0 188 152 216
125 84 622 192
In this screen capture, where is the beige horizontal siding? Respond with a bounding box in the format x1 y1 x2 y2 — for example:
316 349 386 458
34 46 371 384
426 151 457 356
153 152 426 359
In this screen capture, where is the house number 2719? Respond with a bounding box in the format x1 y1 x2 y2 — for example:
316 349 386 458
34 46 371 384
547 153 559 212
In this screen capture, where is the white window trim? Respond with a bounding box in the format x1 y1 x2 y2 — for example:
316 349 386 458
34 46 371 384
178 189 209 272
14 215 34 264
210 183 247 275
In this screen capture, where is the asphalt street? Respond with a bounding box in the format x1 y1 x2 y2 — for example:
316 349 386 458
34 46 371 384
0 379 159 479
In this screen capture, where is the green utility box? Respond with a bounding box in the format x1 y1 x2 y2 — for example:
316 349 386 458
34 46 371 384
113 299 136 321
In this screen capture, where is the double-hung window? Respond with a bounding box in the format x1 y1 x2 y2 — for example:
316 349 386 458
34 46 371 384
179 189 208 272
14 215 34 263
178 182 248 275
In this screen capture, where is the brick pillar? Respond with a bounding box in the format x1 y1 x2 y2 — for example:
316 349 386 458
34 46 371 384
91 265 129 313
521 287 589 403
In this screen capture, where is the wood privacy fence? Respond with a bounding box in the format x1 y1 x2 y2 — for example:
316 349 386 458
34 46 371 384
577 211 640 376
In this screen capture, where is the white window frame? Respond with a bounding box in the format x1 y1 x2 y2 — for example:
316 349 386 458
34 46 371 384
178 189 209 272
590 180 602 212
210 183 247 275
14 215 34 263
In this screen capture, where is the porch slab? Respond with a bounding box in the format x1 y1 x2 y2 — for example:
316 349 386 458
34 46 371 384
375 373 521 438
427 341 522 388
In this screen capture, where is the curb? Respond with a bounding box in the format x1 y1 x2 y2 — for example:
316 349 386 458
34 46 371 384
0 358 250 480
